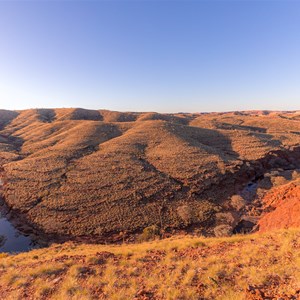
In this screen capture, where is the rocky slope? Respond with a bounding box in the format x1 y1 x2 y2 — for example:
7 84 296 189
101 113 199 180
0 109 300 242
0 229 299 299
258 178 300 232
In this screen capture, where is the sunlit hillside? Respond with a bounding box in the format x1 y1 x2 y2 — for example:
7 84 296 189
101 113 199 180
0 229 299 300
1 109 300 244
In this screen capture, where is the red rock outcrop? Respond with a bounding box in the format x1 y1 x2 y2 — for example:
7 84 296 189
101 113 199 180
258 180 300 232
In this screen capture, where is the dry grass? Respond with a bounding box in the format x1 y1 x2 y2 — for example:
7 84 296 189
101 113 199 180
0 109 300 241
0 229 299 299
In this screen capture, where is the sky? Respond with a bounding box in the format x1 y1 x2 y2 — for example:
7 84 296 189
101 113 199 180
0 1 300 113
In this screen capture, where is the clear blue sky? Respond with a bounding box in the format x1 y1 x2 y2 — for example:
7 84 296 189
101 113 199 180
0 1 300 113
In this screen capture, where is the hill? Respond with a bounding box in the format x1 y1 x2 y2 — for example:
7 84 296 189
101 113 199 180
0 229 299 299
258 178 300 232
0 109 300 243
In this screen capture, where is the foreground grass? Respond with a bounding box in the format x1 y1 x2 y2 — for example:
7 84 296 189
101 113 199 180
0 229 300 300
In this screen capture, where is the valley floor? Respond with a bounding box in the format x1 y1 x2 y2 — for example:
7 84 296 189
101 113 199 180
0 229 299 300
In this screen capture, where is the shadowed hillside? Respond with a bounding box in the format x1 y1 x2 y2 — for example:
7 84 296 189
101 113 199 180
0 109 300 243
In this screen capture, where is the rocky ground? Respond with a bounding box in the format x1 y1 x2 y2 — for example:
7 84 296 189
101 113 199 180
0 229 299 299
0 109 300 243
0 109 300 299
258 178 300 232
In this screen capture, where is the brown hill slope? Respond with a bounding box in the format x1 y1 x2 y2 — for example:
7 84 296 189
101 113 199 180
0 109 300 242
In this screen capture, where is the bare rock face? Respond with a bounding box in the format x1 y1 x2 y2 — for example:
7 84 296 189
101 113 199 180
0 109 300 241
258 179 300 232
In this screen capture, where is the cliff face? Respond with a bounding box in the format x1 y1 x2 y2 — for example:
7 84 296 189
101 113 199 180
0 109 300 241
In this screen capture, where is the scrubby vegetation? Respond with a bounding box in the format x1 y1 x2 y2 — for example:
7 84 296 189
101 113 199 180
0 109 300 243
0 229 299 299
0 109 300 298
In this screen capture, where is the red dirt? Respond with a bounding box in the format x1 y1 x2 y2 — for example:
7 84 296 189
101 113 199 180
258 180 300 232
1 108 300 241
